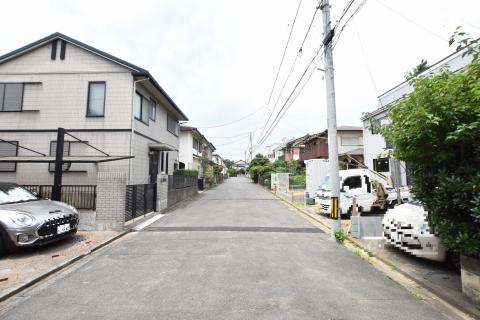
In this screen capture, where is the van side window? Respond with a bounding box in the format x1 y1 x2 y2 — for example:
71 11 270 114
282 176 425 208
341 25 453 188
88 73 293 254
343 176 362 190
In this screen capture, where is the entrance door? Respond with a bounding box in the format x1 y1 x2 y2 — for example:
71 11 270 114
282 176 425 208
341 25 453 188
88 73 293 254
149 150 160 183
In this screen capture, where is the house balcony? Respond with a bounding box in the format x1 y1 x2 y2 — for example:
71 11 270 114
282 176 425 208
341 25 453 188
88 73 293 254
300 143 328 161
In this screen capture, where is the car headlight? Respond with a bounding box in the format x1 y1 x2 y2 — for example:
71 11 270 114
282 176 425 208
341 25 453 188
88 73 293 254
67 205 78 214
12 213 35 227
419 223 429 234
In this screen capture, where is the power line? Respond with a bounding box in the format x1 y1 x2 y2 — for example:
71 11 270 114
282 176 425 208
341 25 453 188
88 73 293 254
193 104 265 128
254 47 325 151
352 17 379 96
253 0 368 152
299 7 320 53
259 4 320 147
374 0 448 42
266 0 303 106
206 127 262 139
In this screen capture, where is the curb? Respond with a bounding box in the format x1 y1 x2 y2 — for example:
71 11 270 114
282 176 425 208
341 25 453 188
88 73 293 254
267 188 479 319
0 230 129 303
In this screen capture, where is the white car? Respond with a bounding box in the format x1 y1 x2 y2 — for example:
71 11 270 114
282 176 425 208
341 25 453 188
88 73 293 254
382 202 447 262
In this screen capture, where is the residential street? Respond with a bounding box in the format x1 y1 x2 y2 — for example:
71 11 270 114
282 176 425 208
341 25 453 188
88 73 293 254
0 177 453 320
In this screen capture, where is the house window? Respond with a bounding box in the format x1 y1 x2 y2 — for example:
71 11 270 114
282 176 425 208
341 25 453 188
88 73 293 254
87 82 106 117
385 138 394 149
149 99 156 121
141 96 150 124
48 141 71 172
0 83 24 111
134 93 142 119
0 141 18 172
341 136 361 146
167 114 179 135
373 157 390 172
343 175 362 190
193 138 200 151
134 92 150 125
165 153 169 174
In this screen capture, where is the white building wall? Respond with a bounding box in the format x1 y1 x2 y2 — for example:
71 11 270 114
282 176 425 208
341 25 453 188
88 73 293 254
337 131 363 155
179 131 193 169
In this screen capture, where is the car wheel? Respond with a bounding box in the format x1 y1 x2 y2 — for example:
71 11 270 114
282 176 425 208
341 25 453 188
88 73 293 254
447 251 461 272
0 229 7 257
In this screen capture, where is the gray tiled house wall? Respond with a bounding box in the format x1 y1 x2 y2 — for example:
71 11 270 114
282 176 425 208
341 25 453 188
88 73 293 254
0 39 182 185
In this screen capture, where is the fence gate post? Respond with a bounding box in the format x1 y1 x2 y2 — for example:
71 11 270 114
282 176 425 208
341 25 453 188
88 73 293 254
95 172 127 230
157 174 168 212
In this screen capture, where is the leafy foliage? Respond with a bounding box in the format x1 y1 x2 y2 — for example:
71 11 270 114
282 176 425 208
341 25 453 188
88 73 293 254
405 59 429 80
174 169 198 177
335 228 345 245
289 175 306 187
381 32 480 256
224 159 235 169
227 168 237 177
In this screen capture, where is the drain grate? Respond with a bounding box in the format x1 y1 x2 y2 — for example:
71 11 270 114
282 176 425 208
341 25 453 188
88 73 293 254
141 226 323 233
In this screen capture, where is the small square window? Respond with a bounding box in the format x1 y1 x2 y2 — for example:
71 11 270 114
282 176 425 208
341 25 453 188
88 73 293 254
0 83 23 111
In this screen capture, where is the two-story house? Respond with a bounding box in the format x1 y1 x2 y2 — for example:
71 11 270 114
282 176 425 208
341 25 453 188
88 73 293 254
362 49 472 186
178 125 216 176
0 33 188 185
300 126 364 167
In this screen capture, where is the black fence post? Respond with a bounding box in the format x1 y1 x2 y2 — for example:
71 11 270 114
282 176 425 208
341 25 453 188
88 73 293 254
52 127 65 201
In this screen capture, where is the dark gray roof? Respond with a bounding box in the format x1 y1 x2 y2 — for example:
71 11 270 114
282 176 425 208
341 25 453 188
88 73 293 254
0 32 188 121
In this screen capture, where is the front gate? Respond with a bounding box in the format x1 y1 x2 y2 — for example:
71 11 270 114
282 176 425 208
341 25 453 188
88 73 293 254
125 183 157 222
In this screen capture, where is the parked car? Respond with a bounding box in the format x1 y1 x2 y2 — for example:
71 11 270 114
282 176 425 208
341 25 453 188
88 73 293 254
0 183 79 255
382 202 459 269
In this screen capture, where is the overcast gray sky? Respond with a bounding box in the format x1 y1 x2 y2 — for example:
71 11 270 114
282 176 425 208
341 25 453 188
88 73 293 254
2 0 479 160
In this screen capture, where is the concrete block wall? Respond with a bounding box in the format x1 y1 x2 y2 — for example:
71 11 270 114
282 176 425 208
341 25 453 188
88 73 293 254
95 171 127 230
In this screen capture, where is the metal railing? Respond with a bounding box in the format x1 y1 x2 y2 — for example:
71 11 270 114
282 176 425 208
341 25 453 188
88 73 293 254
125 183 157 222
22 185 97 210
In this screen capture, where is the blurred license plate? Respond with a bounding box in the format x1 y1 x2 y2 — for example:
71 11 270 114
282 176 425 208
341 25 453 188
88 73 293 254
57 223 71 234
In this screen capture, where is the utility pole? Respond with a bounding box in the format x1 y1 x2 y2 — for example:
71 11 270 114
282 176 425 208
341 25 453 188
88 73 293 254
249 132 253 162
320 0 342 232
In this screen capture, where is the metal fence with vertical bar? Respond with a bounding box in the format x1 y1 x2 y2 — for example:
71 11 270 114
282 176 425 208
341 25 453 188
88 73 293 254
125 183 157 222
22 185 97 210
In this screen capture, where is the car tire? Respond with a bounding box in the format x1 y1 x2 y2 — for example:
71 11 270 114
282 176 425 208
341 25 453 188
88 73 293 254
447 250 461 272
0 228 8 256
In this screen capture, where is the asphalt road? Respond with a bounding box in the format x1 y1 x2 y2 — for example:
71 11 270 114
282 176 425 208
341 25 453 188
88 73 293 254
0 177 452 320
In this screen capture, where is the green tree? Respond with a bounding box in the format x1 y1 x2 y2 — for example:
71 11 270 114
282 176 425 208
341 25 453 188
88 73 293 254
224 159 235 169
381 31 480 256
248 154 272 183
405 59 429 80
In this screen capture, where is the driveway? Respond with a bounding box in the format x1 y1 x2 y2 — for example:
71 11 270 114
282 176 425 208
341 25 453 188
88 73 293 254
0 177 452 319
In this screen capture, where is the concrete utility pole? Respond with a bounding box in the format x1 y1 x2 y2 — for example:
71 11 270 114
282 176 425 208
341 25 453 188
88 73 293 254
320 0 342 231
249 132 253 162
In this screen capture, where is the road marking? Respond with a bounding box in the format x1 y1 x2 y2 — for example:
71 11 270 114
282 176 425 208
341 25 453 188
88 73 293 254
132 214 166 231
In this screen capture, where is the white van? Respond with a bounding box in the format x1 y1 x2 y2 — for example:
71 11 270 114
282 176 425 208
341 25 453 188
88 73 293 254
315 169 411 216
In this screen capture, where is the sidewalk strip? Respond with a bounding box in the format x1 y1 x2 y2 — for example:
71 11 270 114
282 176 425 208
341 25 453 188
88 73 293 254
131 214 166 231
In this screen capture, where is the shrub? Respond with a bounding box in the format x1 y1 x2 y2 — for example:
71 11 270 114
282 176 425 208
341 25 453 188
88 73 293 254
237 168 245 175
227 168 237 177
174 169 198 177
380 32 480 257
289 175 306 187
335 228 345 245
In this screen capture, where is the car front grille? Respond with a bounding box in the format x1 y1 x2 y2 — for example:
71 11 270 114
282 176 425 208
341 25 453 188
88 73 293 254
37 215 78 237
